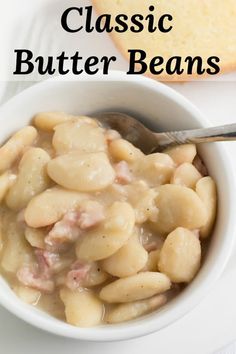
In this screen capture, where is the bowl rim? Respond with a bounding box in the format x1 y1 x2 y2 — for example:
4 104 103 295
0 71 235 342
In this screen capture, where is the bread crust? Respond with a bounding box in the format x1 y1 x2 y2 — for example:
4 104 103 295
92 0 236 81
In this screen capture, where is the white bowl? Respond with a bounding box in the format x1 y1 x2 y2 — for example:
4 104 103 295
0 72 235 341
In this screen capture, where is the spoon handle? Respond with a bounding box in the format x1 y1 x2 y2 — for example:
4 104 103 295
155 123 236 147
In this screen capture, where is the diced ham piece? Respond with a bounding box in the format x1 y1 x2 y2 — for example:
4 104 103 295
65 261 92 290
45 202 105 251
17 249 67 293
45 211 80 247
115 161 132 184
63 210 79 224
17 266 55 293
78 201 105 229
35 249 61 277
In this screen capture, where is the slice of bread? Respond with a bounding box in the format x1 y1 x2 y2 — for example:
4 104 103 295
93 0 236 80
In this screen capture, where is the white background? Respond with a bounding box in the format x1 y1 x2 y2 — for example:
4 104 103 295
1 1 236 353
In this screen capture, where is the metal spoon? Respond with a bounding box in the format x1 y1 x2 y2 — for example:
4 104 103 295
96 112 236 154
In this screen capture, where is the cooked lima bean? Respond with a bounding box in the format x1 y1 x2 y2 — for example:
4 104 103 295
47 152 115 192
34 112 74 131
152 184 207 234
196 177 217 238
164 144 197 165
0 126 37 173
60 288 104 327
101 233 148 277
6 148 51 211
99 272 171 303
14 286 41 305
109 139 143 162
125 183 159 223
132 153 175 187
82 263 109 287
52 120 106 155
158 227 201 283
106 294 167 324
0 172 15 203
171 163 202 189
24 226 46 249
1 222 33 273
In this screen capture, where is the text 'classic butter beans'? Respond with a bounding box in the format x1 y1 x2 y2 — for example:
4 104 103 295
0 112 217 327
